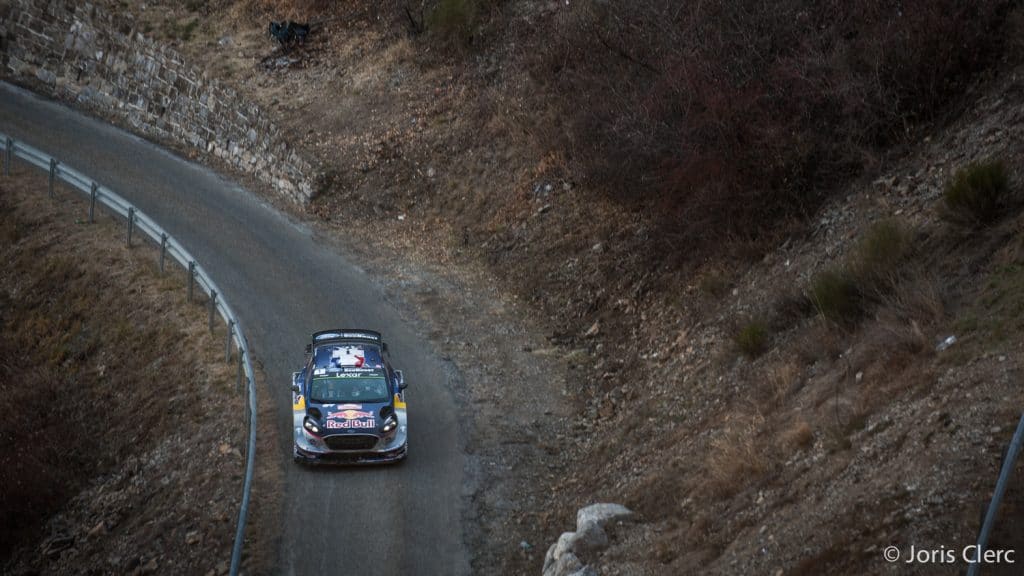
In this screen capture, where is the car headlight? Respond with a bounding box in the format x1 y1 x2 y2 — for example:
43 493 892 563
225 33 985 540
381 415 398 434
303 416 322 435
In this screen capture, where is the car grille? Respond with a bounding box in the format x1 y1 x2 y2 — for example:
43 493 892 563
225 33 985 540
324 434 378 451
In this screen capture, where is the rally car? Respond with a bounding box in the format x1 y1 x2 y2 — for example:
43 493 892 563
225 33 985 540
291 329 408 464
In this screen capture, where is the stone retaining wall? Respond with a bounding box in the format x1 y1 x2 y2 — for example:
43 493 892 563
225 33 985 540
0 0 318 204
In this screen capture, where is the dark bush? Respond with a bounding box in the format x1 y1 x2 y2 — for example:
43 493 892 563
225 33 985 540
851 219 914 285
537 0 1014 252
735 320 769 358
943 160 1009 225
810 269 861 325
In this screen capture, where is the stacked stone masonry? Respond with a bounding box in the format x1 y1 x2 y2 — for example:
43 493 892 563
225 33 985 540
0 0 318 204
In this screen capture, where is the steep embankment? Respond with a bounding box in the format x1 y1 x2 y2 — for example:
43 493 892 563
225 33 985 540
0 166 280 575
8 1 1024 574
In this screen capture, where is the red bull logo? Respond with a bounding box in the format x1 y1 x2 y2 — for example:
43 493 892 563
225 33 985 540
325 418 375 429
327 409 374 420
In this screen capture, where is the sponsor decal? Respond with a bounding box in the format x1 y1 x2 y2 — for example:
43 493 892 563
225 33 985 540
292 395 306 411
327 408 374 420
325 418 375 429
325 405 375 429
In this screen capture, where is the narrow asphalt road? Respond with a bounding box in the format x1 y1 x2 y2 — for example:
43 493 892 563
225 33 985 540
0 82 471 576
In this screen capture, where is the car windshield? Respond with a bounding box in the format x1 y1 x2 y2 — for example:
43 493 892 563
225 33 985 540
310 376 389 404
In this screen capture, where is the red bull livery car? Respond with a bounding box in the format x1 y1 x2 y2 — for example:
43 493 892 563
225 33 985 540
292 329 408 464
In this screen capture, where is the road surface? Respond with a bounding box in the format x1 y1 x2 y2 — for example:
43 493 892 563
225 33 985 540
0 82 471 576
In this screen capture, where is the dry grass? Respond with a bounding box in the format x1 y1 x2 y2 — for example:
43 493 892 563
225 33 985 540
703 414 769 498
779 420 815 451
850 270 946 377
758 359 802 409
795 321 844 365
381 36 415 67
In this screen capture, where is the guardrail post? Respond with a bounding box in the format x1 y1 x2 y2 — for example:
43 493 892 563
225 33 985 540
187 261 195 302
241 396 249 458
159 234 168 273
208 291 217 332
89 183 98 223
4 137 11 176
48 158 57 198
225 320 234 362
236 351 244 392
126 207 135 247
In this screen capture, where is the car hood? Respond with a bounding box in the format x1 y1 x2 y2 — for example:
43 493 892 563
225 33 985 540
308 400 391 433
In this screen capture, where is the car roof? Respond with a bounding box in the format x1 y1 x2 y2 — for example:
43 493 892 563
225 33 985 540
311 341 387 377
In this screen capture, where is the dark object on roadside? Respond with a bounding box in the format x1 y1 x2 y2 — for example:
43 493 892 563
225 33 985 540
268 21 311 47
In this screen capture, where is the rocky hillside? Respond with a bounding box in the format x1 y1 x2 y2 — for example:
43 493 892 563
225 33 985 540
11 0 1024 574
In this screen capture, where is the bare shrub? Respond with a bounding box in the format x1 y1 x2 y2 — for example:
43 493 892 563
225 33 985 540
537 0 1012 252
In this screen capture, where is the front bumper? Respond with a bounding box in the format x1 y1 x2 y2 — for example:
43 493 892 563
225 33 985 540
293 442 407 465
293 426 408 466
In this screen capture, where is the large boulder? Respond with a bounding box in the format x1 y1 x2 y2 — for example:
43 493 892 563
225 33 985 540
541 503 634 576
576 503 634 533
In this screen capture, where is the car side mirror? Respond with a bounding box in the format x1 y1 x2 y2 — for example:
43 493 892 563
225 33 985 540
291 384 301 394
395 369 407 391
382 342 389 353
304 343 312 355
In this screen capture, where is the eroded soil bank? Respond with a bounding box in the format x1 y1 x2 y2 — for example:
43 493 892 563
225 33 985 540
0 166 281 575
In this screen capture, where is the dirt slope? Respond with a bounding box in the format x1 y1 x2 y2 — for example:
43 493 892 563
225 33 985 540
0 167 281 575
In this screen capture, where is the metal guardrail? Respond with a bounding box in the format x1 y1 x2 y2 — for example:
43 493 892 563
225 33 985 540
969 413 1024 576
1 133 257 576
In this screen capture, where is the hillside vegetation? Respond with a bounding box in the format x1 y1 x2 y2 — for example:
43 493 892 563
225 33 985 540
74 0 1024 573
